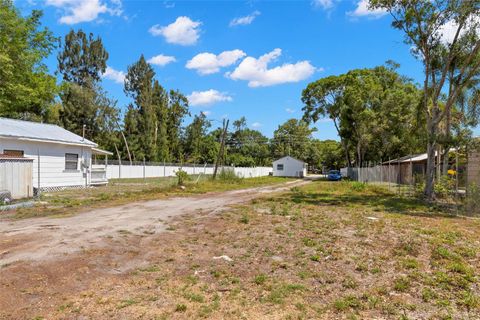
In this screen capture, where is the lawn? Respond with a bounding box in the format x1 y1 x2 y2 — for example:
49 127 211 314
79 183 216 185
9 175 291 219
2 180 478 319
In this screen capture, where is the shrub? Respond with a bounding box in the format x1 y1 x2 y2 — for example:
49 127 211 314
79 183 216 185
218 168 243 183
434 175 455 198
350 181 366 192
175 169 189 186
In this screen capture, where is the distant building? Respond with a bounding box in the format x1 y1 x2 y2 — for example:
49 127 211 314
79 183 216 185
0 117 112 194
272 156 307 178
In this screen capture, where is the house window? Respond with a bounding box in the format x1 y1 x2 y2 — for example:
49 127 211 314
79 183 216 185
65 153 78 170
277 164 284 171
3 150 24 157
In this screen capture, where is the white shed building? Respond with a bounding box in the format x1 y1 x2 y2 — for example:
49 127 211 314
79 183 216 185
272 156 307 178
0 117 112 192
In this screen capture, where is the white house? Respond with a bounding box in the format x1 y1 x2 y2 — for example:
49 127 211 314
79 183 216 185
273 156 307 178
0 117 112 192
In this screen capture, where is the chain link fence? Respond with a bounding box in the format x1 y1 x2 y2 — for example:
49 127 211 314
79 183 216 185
340 152 474 213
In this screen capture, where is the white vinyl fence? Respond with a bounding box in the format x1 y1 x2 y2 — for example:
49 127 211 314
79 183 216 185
106 163 273 180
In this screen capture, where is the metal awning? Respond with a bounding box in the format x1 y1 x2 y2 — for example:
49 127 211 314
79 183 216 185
92 147 113 156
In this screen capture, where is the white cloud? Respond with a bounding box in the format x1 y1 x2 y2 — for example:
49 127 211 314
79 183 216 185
227 48 317 87
103 66 125 84
438 16 480 44
45 0 122 25
187 90 233 106
312 0 335 10
229 11 260 27
201 110 212 116
147 54 176 66
251 122 262 128
149 16 201 46
347 0 387 18
186 50 246 75
285 108 296 114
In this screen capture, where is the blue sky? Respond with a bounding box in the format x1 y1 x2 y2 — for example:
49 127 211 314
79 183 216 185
19 0 425 140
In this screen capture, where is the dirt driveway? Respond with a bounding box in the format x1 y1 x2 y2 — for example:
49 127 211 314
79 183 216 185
0 179 307 267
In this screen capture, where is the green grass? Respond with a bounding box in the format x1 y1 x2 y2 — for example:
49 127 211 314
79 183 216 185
4 180 480 319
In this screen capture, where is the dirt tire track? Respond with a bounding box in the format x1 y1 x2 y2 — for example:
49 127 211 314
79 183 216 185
0 179 308 266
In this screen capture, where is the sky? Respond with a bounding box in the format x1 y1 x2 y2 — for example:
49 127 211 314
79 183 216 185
18 0 427 140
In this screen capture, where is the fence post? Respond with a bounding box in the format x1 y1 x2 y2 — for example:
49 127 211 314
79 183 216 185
410 155 413 196
455 151 459 198
37 149 41 198
388 157 391 192
163 160 166 177
118 152 122 179
143 157 146 181
398 157 401 195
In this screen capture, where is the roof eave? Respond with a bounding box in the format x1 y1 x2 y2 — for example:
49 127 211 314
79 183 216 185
0 135 97 148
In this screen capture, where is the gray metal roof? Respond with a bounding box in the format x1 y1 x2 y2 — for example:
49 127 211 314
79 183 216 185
0 117 97 147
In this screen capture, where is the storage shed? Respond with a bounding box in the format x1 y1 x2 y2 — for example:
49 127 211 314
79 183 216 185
273 156 307 178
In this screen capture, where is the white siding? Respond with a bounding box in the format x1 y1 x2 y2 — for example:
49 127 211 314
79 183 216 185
0 138 92 188
272 156 306 177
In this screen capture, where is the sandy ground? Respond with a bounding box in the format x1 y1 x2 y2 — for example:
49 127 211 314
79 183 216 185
0 179 307 267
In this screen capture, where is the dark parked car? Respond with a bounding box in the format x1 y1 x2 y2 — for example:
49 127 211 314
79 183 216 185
327 170 342 181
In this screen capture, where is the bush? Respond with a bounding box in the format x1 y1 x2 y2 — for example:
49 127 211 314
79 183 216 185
434 175 455 198
350 181 366 192
175 169 189 186
217 168 243 183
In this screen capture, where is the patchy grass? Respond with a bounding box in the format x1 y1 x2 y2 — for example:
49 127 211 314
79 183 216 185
9 175 291 219
1 180 479 319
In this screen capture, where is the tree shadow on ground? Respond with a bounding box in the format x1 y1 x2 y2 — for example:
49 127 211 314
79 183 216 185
289 191 459 219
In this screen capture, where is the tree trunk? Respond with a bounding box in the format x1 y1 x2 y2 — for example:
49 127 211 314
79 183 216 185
357 143 362 168
424 117 437 200
342 139 352 167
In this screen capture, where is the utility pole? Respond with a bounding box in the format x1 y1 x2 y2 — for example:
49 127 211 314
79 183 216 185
82 124 86 141
213 119 229 179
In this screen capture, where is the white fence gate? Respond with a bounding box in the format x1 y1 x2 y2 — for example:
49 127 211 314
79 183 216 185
0 158 34 199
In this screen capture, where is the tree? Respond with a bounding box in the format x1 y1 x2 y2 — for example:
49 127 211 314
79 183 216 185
184 112 211 163
57 29 115 143
124 55 157 161
302 65 423 167
152 80 169 162
0 0 57 121
226 117 271 166
168 90 190 162
58 29 108 86
308 140 344 170
122 56 190 162
370 0 480 198
59 81 119 143
272 119 317 162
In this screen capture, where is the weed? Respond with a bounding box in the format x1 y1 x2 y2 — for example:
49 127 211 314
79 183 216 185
334 295 362 311
175 304 187 312
393 276 411 292
302 238 316 247
401 258 419 270
342 276 358 289
184 292 205 303
117 299 138 309
239 213 249 224
265 283 305 304
254 274 267 285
